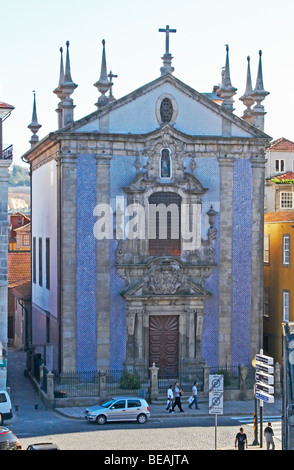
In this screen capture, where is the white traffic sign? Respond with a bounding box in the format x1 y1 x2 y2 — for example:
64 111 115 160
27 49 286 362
255 391 274 404
255 382 274 395
209 374 224 392
255 362 274 375
209 375 224 415
209 392 223 415
255 371 274 385
255 352 274 404
255 354 274 365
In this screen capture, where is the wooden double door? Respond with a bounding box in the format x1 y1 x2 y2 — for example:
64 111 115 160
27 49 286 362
149 315 179 377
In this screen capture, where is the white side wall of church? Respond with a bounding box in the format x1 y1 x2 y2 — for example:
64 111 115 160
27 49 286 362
31 160 57 319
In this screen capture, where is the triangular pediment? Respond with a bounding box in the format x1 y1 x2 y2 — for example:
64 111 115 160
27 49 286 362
57 73 270 140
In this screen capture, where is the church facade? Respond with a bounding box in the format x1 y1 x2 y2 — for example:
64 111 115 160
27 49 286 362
22 31 271 375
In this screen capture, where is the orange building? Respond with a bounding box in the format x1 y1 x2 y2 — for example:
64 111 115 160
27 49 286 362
264 211 294 363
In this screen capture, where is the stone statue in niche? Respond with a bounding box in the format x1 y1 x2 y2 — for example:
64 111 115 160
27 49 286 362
160 148 171 178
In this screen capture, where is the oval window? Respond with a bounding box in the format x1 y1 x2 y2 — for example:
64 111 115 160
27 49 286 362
160 98 173 123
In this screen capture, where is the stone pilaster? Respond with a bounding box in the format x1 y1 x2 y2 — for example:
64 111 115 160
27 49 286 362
218 156 235 365
95 154 112 369
0 160 10 361
250 156 267 360
58 153 78 372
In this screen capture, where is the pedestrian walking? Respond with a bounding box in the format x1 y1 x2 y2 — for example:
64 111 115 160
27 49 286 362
188 381 199 410
172 382 184 412
264 422 275 450
235 428 248 450
166 385 174 413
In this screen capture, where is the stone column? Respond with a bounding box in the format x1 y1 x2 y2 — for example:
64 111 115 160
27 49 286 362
0 159 11 378
149 362 159 401
218 156 235 365
126 310 136 367
95 155 112 370
188 310 195 360
135 309 144 365
250 156 267 360
195 309 204 363
58 152 78 372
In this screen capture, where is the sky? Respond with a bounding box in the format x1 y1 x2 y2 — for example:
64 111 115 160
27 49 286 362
1 0 294 167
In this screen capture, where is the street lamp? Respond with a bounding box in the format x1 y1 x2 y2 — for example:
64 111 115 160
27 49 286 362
0 101 14 159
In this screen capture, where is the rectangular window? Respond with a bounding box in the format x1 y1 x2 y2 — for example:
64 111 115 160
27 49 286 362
280 192 293 209
264 234 270 264
283 234 290 266
46 313 50 344
39 238 42 287
264 287 270 318
46 238 50 290
22 234 30 247
283 290 290 322
275 159 285 172
33 237 36 284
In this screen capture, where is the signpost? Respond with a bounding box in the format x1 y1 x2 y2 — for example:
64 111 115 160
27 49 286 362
209 374 224 450
254 350 275 448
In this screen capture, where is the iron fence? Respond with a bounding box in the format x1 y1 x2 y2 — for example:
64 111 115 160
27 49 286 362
105 368 150 397
53 371 100 398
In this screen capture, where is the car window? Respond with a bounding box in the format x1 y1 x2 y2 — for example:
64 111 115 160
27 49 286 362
0 393 7 403
112 400 126 409
101 400 115 408
127 400 141 408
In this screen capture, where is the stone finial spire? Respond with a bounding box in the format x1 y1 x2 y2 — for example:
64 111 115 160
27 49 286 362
53 47 66 129
250 50 269 131
240 56 255 125
60 41 78 127
94 40 112 108
28 91 42 148
159 25 177 76
219 45 237 112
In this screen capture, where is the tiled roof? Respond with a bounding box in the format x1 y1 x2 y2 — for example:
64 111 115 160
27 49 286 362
271 172 294 181
8 251 31 287
11 280 31 301
266 137 294 151
264 211 294 223
0 101 14 110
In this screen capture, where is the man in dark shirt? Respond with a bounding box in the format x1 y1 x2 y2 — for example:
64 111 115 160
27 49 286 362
235 427 248 450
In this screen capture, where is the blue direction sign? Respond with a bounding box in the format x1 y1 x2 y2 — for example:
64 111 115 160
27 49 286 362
255 391 274 404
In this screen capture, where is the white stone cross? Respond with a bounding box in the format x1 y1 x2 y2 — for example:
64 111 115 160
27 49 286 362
159 25 176 54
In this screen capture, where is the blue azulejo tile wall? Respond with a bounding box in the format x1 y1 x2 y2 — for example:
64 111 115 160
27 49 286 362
76 155 97 372
194 157 220 367
231 159 252 365
110 155 137 369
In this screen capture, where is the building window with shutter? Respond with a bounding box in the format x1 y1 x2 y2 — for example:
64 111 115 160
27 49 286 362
264 234 270 264
283 234 290 266
46 238 50 290
283 290 290 322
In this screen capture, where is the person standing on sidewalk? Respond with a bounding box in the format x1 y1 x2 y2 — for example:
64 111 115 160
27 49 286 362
264 422 275 450
235 428 248 450
188 381 199 410
166 385 174 413
172 382 184 412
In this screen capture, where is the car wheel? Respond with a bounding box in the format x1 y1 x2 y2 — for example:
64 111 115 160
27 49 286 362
0 413 3 426
96 414 106 425
137 413 147 424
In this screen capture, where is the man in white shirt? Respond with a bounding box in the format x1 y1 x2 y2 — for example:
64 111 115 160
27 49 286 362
166 385 174 413
188 382 199 409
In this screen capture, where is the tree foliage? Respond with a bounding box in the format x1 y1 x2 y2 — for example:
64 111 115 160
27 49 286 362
8 165 30 187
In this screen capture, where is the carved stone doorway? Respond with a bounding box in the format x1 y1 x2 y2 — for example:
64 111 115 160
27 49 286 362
149 315 179 378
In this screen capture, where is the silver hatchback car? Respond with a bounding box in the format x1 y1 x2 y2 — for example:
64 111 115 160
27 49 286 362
84 397 150 425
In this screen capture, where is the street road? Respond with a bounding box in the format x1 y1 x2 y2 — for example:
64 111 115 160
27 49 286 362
7 410 281 451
